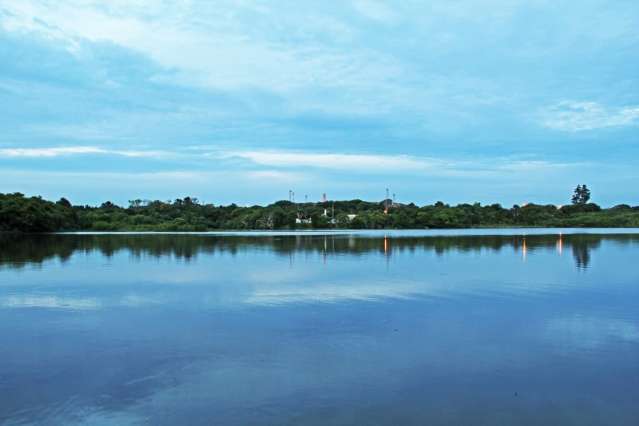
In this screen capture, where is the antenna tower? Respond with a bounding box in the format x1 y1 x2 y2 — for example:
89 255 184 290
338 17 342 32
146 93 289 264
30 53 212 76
384 188 390 213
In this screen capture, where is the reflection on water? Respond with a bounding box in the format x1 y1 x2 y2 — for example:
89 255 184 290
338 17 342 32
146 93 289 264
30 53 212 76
0 230 638 425
0 231 631 270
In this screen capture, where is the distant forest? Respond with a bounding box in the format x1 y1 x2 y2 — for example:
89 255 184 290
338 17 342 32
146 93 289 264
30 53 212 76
1 191 639 232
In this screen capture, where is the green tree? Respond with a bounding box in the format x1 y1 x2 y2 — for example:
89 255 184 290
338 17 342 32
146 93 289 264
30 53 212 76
571 184 591 205
580 185 591 204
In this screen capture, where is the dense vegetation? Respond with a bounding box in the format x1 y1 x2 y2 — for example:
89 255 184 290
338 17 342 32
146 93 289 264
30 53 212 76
1 192 638 232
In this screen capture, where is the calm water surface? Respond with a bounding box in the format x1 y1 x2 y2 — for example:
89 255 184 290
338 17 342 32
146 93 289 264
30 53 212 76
1 230 638 425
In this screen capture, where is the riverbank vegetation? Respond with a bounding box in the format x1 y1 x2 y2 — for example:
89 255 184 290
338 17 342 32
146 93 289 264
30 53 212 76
1 192 638 232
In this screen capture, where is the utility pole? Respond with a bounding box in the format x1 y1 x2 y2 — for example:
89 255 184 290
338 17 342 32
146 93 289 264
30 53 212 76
384 188 390 214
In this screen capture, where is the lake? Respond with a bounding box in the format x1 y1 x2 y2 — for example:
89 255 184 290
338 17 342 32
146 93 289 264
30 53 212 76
1 230 638 425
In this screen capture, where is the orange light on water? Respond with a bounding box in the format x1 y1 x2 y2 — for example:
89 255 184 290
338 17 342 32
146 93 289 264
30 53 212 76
557 233 563 255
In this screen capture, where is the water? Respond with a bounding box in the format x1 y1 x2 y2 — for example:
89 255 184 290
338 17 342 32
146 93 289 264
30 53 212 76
1 230 638 425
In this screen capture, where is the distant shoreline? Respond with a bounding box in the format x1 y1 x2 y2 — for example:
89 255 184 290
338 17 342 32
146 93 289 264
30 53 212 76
55 227 639 235
2 192 638 233
4 227 639 237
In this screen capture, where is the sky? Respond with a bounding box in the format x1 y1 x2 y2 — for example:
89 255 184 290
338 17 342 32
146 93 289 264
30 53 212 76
0 0 638 207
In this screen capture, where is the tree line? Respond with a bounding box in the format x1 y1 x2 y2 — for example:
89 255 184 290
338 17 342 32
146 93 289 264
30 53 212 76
1 189 638 232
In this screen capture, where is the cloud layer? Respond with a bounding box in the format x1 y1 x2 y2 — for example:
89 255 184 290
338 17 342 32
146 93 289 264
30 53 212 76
541 101 639 132
0 146 166 158
1 0 638 204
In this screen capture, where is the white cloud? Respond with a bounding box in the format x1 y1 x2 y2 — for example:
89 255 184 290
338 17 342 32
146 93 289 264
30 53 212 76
0 1 401 93
221 149 576 176
0 146 103 157
0 169 281 182
0 145 578 179
223 150 438 171
3 0 639 131
541 101 639 132
0 146 167 158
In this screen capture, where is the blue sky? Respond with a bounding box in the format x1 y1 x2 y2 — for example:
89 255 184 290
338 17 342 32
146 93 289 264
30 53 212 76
1 0 638 206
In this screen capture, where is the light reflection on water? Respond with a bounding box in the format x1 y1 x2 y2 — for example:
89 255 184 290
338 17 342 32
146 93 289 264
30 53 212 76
0 231 638 425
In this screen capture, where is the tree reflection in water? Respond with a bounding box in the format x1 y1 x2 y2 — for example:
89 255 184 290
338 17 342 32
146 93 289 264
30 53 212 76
0 232 634 271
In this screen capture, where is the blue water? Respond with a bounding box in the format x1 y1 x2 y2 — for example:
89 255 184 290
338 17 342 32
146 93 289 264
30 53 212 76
1 231 638 425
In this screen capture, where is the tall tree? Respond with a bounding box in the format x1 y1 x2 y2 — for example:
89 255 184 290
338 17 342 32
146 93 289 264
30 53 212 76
580 185 591 204
571 184 591 205
571 185 582 204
